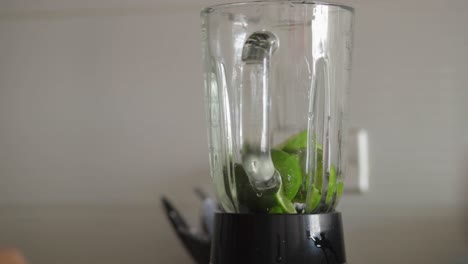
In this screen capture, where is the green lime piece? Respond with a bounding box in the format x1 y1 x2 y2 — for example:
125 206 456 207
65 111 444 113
269 206 283 214
277 130 323 154
279 130 308 153
271 149 302 200
269 194 296 214
305 186 321 212
336 182 344 201
273 188 296 214
326 164 337 204
299 148 323 192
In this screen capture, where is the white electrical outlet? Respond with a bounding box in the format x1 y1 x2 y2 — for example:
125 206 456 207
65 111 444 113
344 128 369 194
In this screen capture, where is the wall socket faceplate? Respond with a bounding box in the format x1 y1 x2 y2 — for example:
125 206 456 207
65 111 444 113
344 128 369 194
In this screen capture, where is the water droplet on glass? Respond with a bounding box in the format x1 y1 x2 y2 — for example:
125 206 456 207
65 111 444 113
256 192 263 197
287 175 292 182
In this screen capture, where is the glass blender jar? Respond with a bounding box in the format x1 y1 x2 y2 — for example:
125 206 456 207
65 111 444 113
200 2 354 263
202 1 353 215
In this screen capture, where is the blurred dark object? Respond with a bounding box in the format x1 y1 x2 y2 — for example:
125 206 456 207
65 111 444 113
161 189 217 264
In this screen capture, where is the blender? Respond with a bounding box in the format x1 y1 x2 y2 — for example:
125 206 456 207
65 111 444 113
163 1 354 263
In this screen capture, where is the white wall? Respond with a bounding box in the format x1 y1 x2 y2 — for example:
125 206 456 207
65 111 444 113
0 0 467 263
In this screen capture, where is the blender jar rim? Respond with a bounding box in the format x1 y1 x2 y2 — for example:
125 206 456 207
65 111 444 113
201 1 354 15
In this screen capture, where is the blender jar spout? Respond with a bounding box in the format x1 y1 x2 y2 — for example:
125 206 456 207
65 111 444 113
240 31 280 191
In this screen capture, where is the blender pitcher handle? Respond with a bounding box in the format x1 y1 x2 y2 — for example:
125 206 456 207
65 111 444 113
240 31 280 191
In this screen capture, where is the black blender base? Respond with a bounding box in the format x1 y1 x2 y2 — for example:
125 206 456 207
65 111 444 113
211 212 346 264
